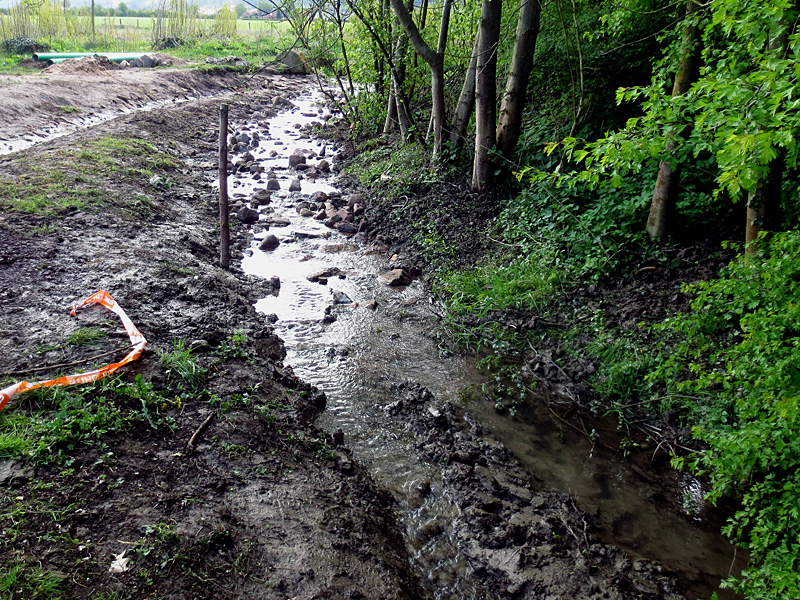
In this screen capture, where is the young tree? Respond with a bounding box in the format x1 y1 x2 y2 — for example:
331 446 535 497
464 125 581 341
496 0 543 160
388 0 453 161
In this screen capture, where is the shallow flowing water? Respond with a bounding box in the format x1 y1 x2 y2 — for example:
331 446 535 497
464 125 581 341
224 88 742 599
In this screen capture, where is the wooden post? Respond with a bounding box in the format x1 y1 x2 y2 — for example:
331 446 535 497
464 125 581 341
219 104 230 269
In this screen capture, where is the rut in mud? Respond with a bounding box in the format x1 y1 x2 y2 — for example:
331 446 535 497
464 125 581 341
0 64 734 600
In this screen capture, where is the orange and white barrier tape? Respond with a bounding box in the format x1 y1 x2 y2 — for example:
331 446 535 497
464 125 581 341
0 290 147 412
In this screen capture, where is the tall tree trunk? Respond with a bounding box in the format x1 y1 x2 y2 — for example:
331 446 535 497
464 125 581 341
471 0 502 192
646 0 701 240
496 0 542 159
450 30 480 150
384 2 412 135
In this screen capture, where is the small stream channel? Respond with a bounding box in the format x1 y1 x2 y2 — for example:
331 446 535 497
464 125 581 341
217 86 745 600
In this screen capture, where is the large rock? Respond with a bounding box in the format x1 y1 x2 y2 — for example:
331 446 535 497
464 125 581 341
336 222 357 234
289 179 301 192
379 269 411 286
236 206 259 224
277 49 313 74
267 179 281 191
307 267 343 283
259 234 280 251
288 153 307 169
252 189 272 204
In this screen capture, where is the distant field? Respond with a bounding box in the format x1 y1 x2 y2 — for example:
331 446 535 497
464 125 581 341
91 15 289 36
0 14 290 38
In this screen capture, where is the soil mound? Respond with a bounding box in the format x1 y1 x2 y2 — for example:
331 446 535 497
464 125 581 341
43 55 119 74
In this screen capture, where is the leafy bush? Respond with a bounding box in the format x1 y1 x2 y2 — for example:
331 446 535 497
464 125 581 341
499 172 653 281
654 231 800 599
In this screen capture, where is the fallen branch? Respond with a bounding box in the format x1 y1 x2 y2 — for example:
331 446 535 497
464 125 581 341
187 413 215 453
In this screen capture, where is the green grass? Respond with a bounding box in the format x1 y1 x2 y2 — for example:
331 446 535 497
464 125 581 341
442 256 559 317
158 339 206 392
0 374 181 464
0 559 62 600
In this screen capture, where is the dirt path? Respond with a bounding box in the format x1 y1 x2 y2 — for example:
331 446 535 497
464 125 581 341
0 64 690 599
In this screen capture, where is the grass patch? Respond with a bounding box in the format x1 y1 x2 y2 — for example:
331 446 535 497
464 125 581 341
0 136 181 218
346 141 432 200
0 558 62 600
158 339 206 392
0 375 180 464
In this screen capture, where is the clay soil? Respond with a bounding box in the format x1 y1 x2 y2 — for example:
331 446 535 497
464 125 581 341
0 62 692 599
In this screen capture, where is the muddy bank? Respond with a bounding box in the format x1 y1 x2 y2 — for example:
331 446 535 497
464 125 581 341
0 64 252 148
0 73 426 599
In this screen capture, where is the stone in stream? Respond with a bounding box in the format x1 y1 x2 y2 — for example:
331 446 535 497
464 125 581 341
307 267 343 283
289 179 301 192
332 428 344 446
332 290 353 305
317 159 330 172
288 152 306 169
324 215 342 228
363 299 379 311
336 222 357 234
259 234 280 251
252 189 272 205
266 179 281 191
236 207 259 224
309 191 328 203
379 269 411 286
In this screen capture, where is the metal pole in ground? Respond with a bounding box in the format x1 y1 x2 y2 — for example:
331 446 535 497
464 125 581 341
219 104 230 269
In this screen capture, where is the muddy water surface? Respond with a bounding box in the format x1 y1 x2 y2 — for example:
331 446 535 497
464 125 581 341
228 89 741 599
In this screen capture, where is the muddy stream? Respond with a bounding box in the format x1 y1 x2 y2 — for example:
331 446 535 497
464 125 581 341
3 75 741 598
212 88 744 599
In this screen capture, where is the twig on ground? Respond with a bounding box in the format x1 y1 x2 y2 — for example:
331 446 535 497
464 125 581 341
187 413 216 453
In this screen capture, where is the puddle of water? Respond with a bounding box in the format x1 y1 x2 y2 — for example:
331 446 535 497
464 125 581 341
466 397 746 599
0 96 197 155
228 87 741 599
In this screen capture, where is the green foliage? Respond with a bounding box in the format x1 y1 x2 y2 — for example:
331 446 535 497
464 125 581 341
586 330 657 413
501 172 652 281
216 330 250 361
654 231 800 599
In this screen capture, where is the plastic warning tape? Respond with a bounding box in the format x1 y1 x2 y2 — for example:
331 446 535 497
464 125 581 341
0 290 147 411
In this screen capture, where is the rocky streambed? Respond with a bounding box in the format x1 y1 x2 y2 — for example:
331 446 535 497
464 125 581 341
0 65 737 600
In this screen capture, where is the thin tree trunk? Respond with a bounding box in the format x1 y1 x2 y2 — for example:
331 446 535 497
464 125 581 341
471 0 502 192
451 29 480 149
384 89 399 134
496 0 542 159
388 0 450 161
646 0 701 240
